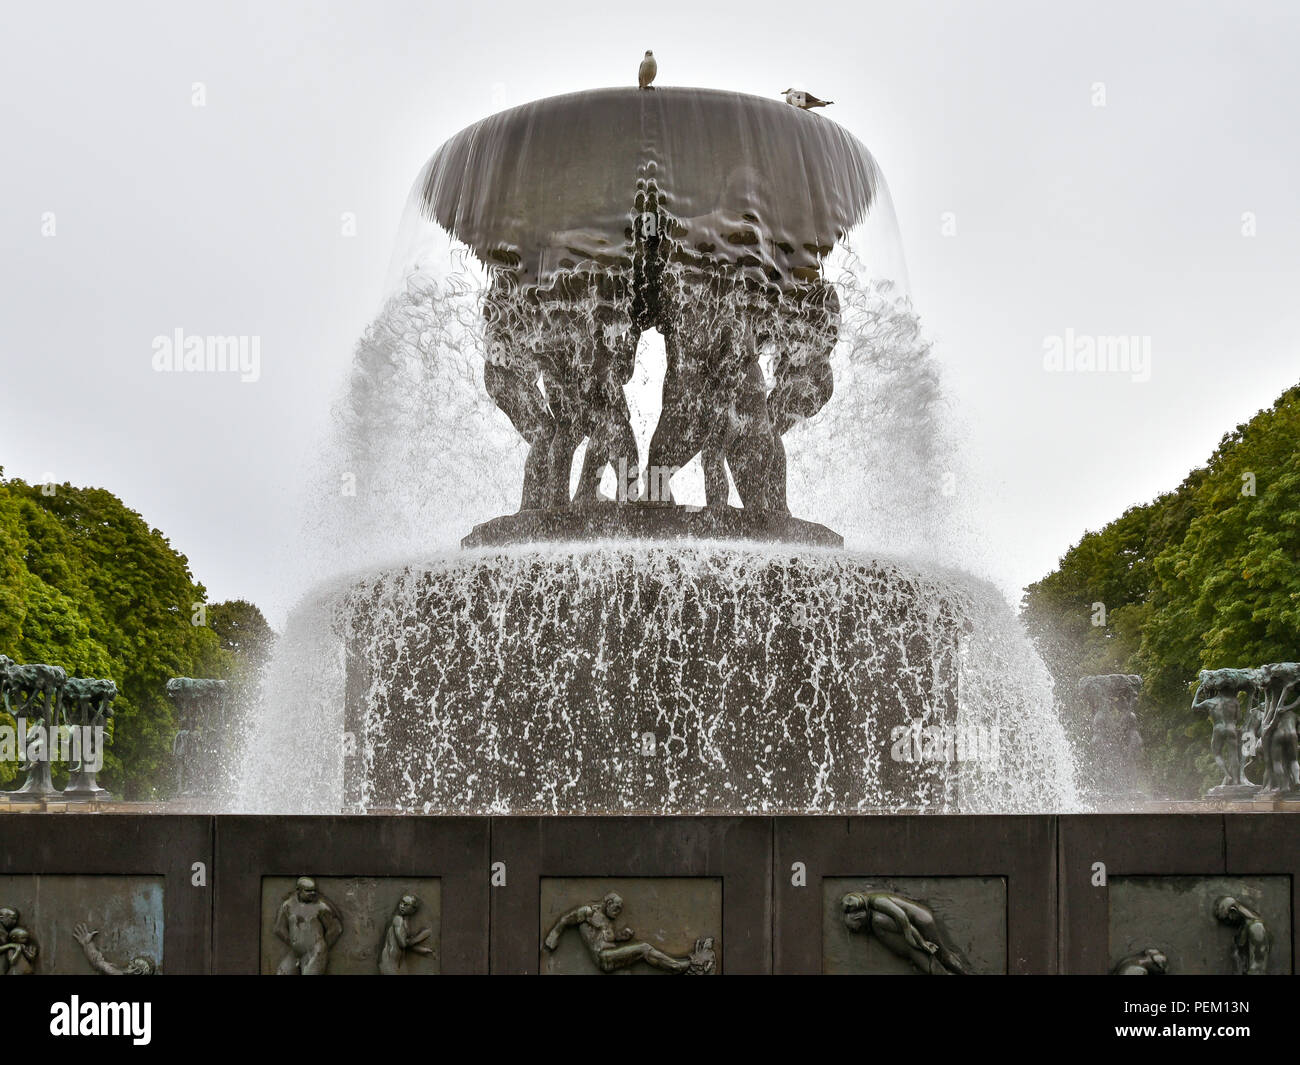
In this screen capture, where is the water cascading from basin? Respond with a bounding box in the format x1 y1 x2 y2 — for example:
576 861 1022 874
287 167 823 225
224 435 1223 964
235 87 1080 814
239 547 1077 814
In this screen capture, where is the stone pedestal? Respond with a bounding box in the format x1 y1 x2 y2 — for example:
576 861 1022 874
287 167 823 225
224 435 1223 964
1206 783 1263 801
463 504 843 549
9 760 60 801
60 780 111 802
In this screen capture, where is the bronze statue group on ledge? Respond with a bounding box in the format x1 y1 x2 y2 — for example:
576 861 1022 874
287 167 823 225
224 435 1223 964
1193 662 1300 798
0 656 115 802
479 211 839 518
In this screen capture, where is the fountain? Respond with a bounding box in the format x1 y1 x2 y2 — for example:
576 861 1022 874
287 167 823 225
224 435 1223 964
13 73 1300 983
238 86 1079 816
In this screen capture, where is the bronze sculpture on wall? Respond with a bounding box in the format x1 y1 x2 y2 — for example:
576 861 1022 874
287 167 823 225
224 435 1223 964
840 891 969 974
0 926 38 975
1214 896 1270 975
1111 948 1168 975
73 922 158 975
543 891 715 974
0 907 18 975
378 894 435 975
273 877 343 975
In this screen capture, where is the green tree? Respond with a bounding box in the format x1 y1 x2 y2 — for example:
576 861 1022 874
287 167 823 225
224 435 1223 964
205 598 276 717
0 471 271 798
1022 386 1300 797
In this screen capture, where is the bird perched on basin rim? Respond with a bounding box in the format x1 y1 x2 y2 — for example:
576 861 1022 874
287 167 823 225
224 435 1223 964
782 87 833 109
639 51 657 90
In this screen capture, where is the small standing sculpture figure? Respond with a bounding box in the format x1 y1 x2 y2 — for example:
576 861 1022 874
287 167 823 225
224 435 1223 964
61 677 116 800
841 891 969 974
273 877 343 975
1192 668 1259 790
1257 663 1300 798
1241 681 1267 783
0 907 18 975
73 923 158 975
166 677 231 798
543 891 715 974
1 927 38 975
378 894 435 974
1111 948 1168 975
1213 896 1270 975
1078 674 1146 798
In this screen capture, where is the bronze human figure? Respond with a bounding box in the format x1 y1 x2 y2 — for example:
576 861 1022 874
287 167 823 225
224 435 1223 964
1078 674 1145 796
841 891 969 975
1257 664 1300 797
73 922 157 975
1192 668 1258 787
543 891 715 974
1214 896 1270 975
1 927 38 975
273 877 343 975
0 907 18 976
378 894 434 974
0 656 13 714
1111 948 1168 975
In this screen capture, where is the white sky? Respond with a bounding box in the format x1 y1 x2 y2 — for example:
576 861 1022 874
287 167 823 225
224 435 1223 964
1 0 1297 627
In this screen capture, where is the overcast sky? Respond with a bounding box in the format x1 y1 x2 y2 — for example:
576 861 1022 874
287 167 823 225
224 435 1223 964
2 0 1297 627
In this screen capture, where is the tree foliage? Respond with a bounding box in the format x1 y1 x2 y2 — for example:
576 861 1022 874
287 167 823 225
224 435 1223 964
1022 386 1300 797
0 471 274 797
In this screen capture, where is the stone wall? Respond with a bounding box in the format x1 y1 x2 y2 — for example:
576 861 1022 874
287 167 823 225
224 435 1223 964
0 814 1296 974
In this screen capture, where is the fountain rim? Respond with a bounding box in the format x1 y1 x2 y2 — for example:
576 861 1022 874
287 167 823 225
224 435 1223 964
436 84 859 143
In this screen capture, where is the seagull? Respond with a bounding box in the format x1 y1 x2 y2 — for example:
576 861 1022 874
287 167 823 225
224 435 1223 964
639 50 657 90
782 88 833 109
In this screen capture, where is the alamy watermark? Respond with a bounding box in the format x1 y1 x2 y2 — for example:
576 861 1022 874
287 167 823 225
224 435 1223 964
1043 329 1151 383
50 996 150 1045
152 329 261 383
0 722 106 772
890 722 1000 765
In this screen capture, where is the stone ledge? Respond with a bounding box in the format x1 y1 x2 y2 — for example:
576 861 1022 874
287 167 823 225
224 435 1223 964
461 503 844 549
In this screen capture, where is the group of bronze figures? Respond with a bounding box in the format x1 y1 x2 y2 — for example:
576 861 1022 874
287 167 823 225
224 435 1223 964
0 906 156 976
0 658 231 803
272 880 717 975
1192 663 1300 798
537 888 955 975
1077 664 1300 800
1114 895 1272 976
839 885 1273 976
0 656 115 801
273 877 435 975
481 250 839 514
